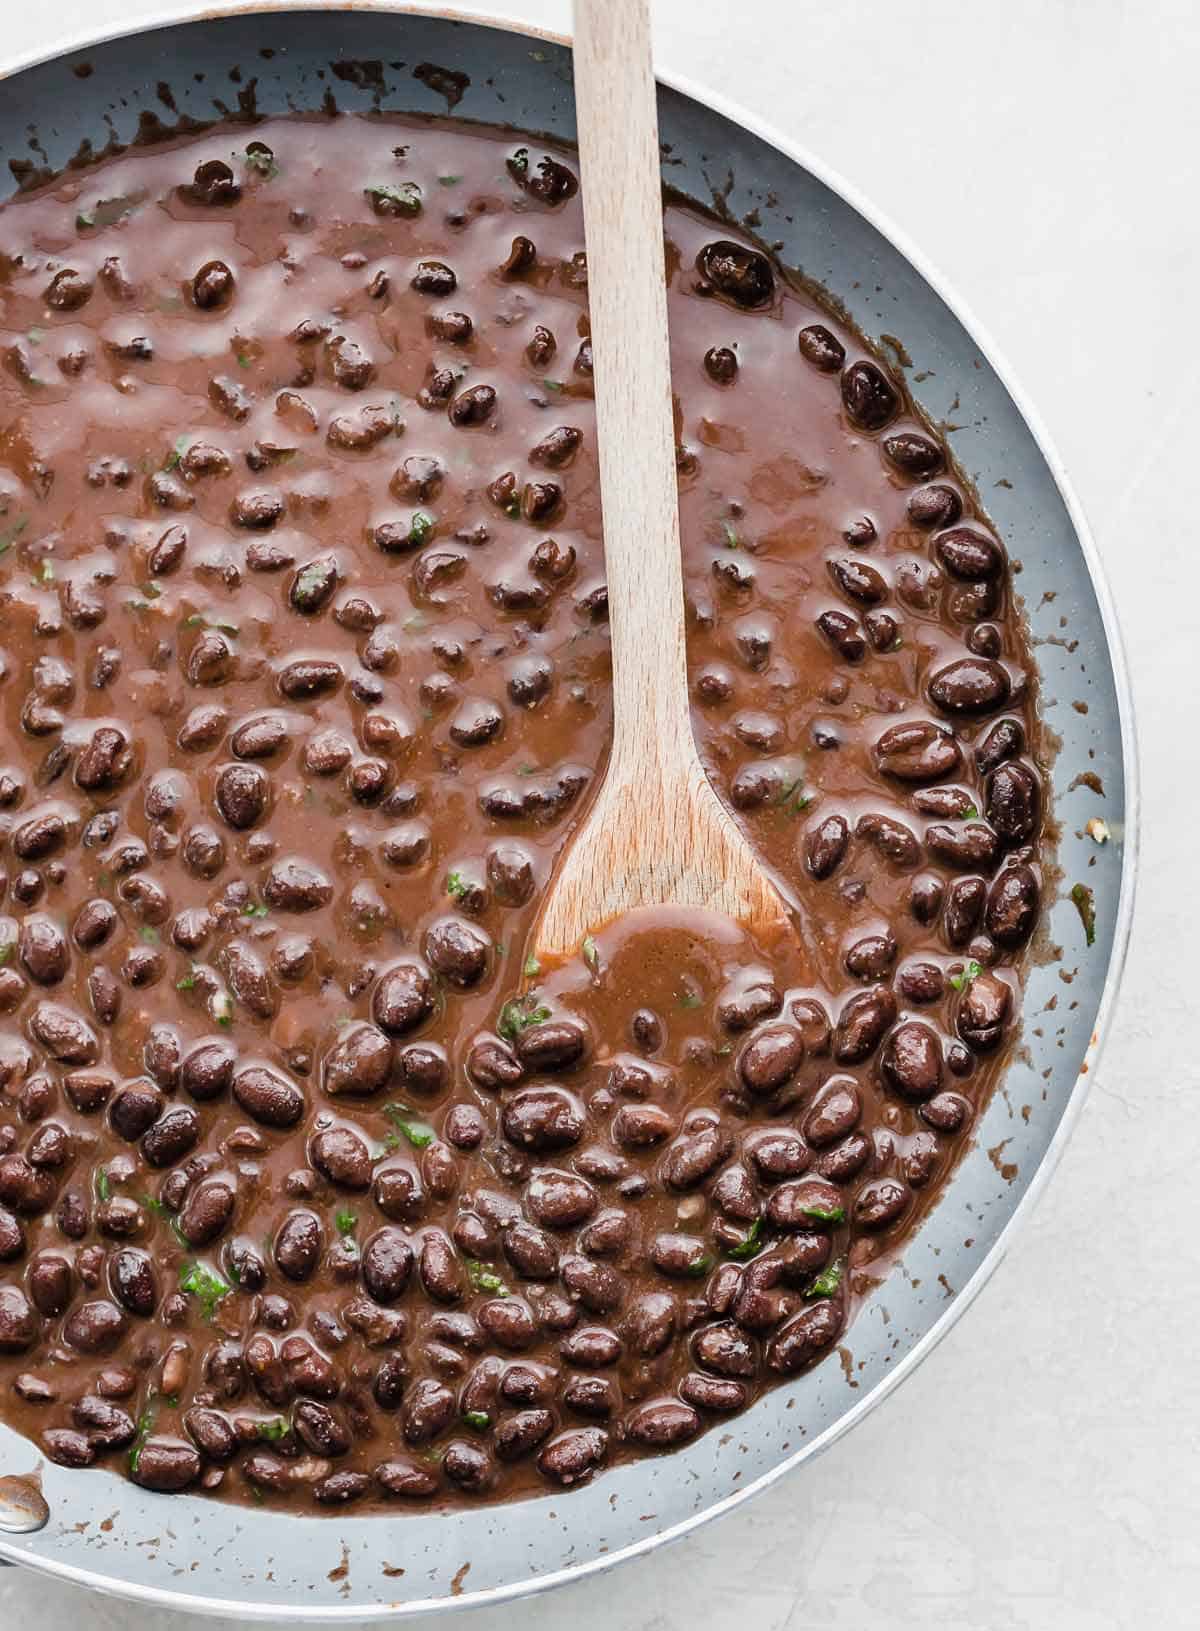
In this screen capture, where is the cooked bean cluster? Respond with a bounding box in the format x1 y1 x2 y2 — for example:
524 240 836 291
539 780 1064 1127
0 114 1042 1508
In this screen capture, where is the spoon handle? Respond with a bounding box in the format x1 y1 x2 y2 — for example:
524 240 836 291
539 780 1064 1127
574 0 693 787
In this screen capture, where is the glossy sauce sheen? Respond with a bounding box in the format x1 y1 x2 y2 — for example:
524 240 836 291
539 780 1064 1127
0 116 1043 1508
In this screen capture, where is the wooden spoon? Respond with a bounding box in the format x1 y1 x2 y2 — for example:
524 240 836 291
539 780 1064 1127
535 0 796 962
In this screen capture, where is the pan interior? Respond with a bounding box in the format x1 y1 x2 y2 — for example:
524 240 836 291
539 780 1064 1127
0 6 1130 1618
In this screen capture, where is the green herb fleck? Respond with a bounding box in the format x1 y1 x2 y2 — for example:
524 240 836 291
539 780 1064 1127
179 1259 233 1320
128 1390 158 1474
138 925 159 944
76 192 145 233
96 1167 111 1203
257 1416 289 1441
236 351 252 369
141 1193 188 1245
462 1409 491 1430
678 989 703 1011
948 959 982 993
446 870 470 902
722 521 741 549
800 1202 846 1224
439 174 464 187
725 1218 764 1261
176 969 197 992
0 516 30 556
365 180 423 216
464 1258 509 1296
27 326 45 345
212 991 234 1029
541 377 564 393
240 141 279 180
163 435 189 471
807 1258 844 1299
382 1102 436 1150
686 1253 714 1277
522 955 542 979
335 1210 358 1238
0 941 12 966
1070 882 1096 947
408 510 434 548
241 902 269 919
775 774 809 815
962 803 979 820
582 933 599 974
497 995 551 1041
294 561 329 602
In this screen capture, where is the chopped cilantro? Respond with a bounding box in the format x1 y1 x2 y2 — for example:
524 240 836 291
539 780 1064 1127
128 1390 158 1473
335 1210 358 1237
722 521 741 549
678 990 703 1011
522 955 542 979
163 435 189 471
464 1258 509 1296
775 774 810 815
446 870 470 902
949 959 982 993
96 1167 111 1203
257 1416 289 1441
497 995 551 1041
1070 882 1097 947
179 1259 233 1319
241 902 269 919
175 969 197 992
541 378 564 393
211 991 234 1029
725 1218 764 1261
0 516 30 556
685 1253 714 1277
962 803 980 820
138 925 159 944
462 1409 491 1430
293 561 330 602
382 1102 435 1150
240 142 279 180
27 327 45 345
439 174 464 187
408 510 434 548
582 933 599 974
365 181 423 216
801 1202 846 1224
807 1258 844 1299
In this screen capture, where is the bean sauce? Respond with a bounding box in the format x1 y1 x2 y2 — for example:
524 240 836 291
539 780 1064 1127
0 113 1043 1508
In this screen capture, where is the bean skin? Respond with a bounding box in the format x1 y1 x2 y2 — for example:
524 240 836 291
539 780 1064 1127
626 1398 700 1447
537 1426 607 1486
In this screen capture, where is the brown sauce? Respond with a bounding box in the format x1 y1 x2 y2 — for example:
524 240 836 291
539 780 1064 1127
0 114 1043 1508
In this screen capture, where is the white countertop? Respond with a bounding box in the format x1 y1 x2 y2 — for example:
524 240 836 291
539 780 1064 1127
1 1 1195 1625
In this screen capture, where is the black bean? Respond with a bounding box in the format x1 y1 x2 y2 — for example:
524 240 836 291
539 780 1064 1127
881 1021 943 1101
502 1087 584 1153
874 720 961 782
833 986 897 1064
797 324 845 372
929 656 1011 716
986 761 1040 843
63 1298 125 1353
985 864 1039 949
935 527 1005 581
274 1209 323 1281
738 1025 805 1095
233 1064 305 1128
537 1425 607 1485
696 240 774 308
806 813 850 879
841 360 898 430
882 432 943 477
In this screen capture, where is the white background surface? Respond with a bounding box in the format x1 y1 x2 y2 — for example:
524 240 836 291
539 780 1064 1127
0 1 1196 1626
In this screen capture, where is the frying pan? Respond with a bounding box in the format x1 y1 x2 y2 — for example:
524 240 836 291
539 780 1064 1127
0 4 1137 1619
